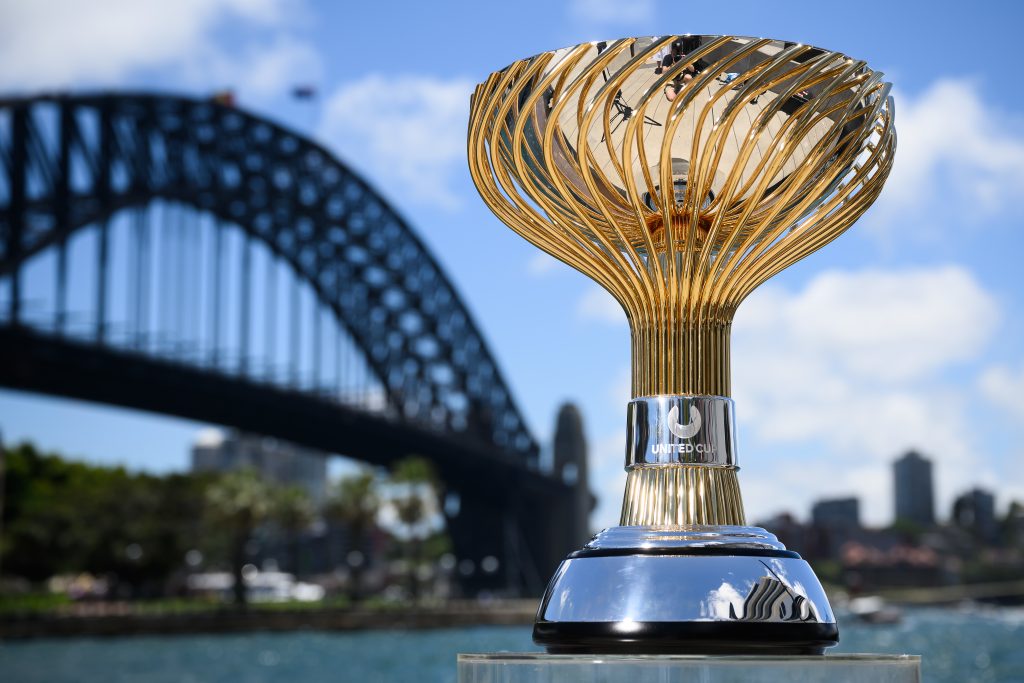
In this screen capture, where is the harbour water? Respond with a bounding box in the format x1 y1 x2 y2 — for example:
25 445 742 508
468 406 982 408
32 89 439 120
1 607 1021 682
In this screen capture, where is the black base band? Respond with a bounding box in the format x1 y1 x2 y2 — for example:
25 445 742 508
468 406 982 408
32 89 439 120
569 546 801 560
533 620 839 655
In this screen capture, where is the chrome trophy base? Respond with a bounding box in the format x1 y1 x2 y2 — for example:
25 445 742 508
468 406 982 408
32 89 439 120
533 526 838 655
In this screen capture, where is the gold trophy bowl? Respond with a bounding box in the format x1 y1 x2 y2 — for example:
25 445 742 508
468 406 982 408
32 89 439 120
469 35 895 654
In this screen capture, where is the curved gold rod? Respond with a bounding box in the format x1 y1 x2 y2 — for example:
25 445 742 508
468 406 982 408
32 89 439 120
469 33 895 401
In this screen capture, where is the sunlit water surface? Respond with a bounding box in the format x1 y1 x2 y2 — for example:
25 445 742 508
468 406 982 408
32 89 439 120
1 607 1022 682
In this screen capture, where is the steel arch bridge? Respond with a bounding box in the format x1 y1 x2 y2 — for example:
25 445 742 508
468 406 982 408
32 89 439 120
0 92 583 595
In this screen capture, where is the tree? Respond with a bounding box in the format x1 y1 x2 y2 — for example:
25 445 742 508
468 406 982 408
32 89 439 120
273 485 314 577
1 442 96 581
324 470 378 602
203 468 273 607
388 456 441 601
888 518 925 543
1 443 205 594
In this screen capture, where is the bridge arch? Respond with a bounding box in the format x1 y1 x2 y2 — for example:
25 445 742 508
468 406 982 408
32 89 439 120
0 93 593 595
0 93 537 461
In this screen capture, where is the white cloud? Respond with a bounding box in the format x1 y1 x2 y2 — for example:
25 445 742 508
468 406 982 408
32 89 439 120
318 74 474 210
580 265 1001 527
731 265 999 524
704 581 745 619
872 79 1024 230
0 0 317 100
526 252 564 277
737 266 999 384
577 284 626 324
741 459 891 527
998 453 1024 507
588 368 631 529
979 364 1024 421
227 36 320 99
181 34 322 99
568 0 654 26
575 266 998 384
591 431 628 529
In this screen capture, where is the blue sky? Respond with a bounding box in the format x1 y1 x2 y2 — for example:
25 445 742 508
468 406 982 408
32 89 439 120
1 0 1023 529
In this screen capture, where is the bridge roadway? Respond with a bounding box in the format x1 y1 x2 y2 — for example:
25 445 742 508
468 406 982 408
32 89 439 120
0 316 575 597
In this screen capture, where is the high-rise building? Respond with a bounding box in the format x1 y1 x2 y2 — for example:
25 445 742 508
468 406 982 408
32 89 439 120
952 487 997 544
553 403 593 547
811 497 860 529
809 497 861 559
191 429 327 504
893 450 935 527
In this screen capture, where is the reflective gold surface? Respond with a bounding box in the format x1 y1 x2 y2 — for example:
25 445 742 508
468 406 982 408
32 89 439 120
469 35 895 397
469 35 895 526
621 464 744 526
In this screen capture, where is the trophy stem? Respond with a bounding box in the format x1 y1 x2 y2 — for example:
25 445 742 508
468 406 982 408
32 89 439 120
620 395 746 526
630 321 732 398
620 465 745 526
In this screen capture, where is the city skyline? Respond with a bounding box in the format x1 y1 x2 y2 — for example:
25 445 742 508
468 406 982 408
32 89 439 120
804 450 1012 529
1 1 1023 529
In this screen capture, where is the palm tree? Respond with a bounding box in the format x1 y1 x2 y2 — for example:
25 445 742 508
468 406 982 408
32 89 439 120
389 456 440 601
204 468 273 607
274 485 314 578
325 470 379 602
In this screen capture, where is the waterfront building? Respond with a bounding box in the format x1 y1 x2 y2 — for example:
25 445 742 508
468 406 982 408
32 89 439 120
841 541 947 588
191 429 327 504
952 487 997 544
810 496 862 558
756 512 806 553
812 497 861 529
893 450 935 527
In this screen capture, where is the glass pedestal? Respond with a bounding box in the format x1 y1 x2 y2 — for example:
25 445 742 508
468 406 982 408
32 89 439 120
458 653 920 682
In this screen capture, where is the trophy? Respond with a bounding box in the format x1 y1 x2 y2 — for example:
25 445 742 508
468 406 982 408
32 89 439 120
469 35 895 654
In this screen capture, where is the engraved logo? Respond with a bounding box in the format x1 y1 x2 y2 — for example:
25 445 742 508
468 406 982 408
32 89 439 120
667 405 702 439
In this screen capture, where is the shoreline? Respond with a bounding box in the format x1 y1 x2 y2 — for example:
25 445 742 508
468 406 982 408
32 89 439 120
5 580 1024 640
0 600 538 640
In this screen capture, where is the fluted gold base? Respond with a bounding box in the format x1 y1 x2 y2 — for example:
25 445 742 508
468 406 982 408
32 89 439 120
620 465 746 526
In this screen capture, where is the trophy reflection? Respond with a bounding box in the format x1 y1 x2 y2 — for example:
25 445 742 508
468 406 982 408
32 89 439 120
469 35 895 653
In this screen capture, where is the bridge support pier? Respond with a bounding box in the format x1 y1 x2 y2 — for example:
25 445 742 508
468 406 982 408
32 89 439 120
446 481 583 599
